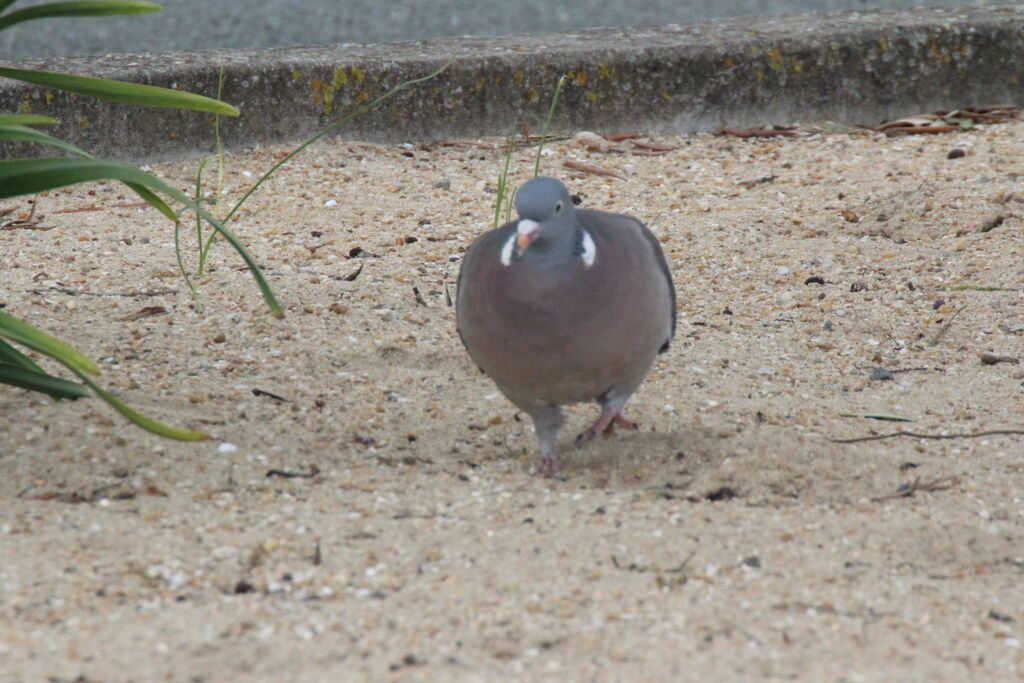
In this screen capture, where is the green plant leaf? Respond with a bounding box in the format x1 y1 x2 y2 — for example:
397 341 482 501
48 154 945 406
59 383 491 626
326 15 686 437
0 158 282 317
77 373 207 440
0 123 91 155
0 311 99 375
0 114 59 125
0 337 45 372
0 1 160 31
0 363 89 399
0 67 239 116
0 312 207 437
0 125 179 220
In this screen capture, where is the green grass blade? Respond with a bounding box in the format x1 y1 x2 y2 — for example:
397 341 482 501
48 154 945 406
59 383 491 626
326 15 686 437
533 74 565 177
0 1 18 14
0 311 99 375
174 210 203 313
0 1 160 31
0 158 282 317
76 372 207 440
0 363 89 399
0 337 45 373
493 121 517 229
0 114 59 125
0 67 239 116
222 57 453 224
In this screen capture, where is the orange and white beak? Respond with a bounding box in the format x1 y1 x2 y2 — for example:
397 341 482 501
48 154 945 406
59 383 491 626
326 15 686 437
515 218 541 255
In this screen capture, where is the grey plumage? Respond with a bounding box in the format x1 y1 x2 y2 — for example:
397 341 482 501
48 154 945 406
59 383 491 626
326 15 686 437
456 177 675 477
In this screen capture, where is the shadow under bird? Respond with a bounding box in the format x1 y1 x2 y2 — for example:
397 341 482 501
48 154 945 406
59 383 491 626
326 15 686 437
456 176 676 478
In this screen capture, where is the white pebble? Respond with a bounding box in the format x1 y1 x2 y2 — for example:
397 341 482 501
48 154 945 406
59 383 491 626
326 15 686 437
218 442 238 453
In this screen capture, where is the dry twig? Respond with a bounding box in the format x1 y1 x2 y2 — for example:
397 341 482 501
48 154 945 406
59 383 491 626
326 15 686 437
833 429 1024 444
562 160 626 179
871 475 962 502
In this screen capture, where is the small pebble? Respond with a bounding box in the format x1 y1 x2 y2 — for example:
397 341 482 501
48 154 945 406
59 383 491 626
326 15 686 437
869 367 893 381
947 148 966 159
433 177 451 190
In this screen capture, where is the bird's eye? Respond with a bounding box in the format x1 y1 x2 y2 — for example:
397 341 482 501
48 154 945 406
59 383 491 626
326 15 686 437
555 201 563 213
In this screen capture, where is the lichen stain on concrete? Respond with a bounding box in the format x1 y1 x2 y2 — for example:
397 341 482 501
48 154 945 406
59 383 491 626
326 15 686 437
291 70 302 81
525 86 539 102
596 63 611 80
926 32 947 62
766 48 784 71
876 34 890 53
585 91 598 103
512 70 523 87
79 115 89 128
566 70 587 86
309 66 370 114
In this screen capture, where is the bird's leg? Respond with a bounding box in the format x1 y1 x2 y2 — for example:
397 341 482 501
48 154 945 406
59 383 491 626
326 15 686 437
577 401 638 442
536 450 560 479
612 414 638 431
529 404 565 479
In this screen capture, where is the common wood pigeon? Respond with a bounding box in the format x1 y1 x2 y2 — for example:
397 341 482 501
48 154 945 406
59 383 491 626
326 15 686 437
456 176 676 478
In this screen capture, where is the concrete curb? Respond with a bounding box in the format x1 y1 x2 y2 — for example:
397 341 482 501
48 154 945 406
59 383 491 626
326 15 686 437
2 6 1023 162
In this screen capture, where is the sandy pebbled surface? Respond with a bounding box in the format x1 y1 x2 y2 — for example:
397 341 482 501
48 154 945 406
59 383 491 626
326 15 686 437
1 119 1023 681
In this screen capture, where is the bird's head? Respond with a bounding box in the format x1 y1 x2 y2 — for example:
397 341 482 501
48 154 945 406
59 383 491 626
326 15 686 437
512 176 576 257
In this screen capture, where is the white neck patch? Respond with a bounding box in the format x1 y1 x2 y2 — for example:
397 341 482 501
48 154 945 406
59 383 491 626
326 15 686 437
517 218 540 236
499 233 516 266
580 229 596 268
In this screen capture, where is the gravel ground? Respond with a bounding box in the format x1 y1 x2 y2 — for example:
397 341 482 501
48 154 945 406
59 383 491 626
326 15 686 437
1 117 1023 681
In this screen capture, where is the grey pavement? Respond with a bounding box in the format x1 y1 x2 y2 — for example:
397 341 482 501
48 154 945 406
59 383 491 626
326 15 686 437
3 6 1021 162
0 0 1004 59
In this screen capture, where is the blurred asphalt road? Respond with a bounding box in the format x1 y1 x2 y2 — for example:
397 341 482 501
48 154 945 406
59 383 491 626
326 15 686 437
0 0 998 59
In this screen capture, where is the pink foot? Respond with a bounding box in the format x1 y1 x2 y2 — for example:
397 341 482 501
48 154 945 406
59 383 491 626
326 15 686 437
577 407 639 442
612 414 638 431
534 454 561 479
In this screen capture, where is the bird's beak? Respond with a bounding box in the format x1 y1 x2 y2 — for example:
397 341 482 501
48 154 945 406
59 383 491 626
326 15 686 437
515 218 540 256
